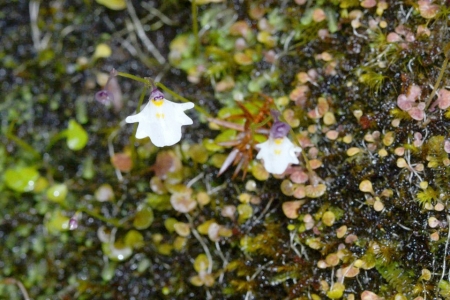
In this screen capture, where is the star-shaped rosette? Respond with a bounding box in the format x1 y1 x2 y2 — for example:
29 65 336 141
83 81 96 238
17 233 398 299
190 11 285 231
255 120 302 174
126 88 194 147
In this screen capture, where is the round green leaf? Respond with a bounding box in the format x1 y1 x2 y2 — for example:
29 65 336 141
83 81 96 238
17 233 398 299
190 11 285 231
102 242 133 261
46 210 70 233
188 144 209 163
4 166 39 193
164 218 178 233
66 119 88 150
133 206 154 229
203 138 223 152
194 253 210 272
46 184 68 203
124 230 144 249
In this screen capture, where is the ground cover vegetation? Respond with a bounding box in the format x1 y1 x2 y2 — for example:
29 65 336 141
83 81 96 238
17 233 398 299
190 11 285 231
2 0 450 299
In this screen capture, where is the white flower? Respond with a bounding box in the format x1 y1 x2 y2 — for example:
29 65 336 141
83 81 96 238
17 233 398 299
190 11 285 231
125 89 194 147
255 136 302 174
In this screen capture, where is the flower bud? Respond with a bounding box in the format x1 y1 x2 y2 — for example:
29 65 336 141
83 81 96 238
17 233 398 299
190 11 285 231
270 121 291 139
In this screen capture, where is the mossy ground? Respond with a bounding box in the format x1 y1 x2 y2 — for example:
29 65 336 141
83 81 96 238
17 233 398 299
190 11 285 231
2 0 450 299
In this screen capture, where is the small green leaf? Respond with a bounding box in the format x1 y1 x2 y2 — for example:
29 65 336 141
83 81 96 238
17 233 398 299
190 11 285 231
101 262 116 282
92 43 112 59
46 210 70 233
300 8 314 25
46 184 68 203
147 193 172 211
217 107 243 119
214 129 237 144
82 156 95 179
124 230 144 249
193 254 210 272
254 134 267 143
237 203 253 223
203 138 223 152
157 243 173 256
95 0 126 10
325 7 339 33
188 144 209 163
4 166 39 193
133 205 154 229
75 97 88 124
66 119 88 150
102 242 133 261
164 218 178 232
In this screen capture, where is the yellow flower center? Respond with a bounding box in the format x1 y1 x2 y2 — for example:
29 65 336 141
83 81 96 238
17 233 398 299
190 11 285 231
274 138 283 145
153 99 164 107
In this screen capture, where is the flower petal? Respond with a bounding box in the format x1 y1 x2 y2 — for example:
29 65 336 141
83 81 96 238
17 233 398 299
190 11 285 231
126 98 194 147
256 137 301 174
125 112 143 123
